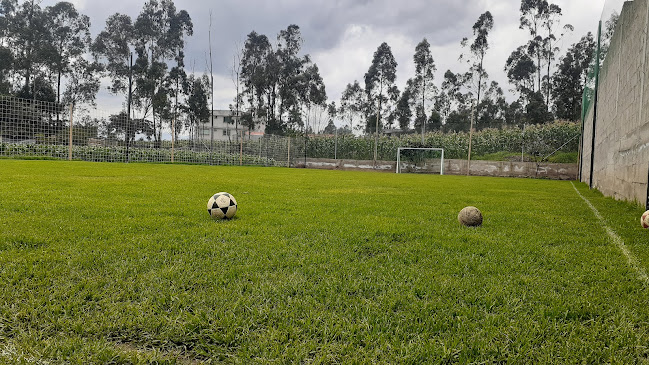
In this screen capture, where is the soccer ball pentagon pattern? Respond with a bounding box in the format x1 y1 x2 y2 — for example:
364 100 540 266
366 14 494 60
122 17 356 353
458 206 483 227
207 192 237 220
641 210 649 229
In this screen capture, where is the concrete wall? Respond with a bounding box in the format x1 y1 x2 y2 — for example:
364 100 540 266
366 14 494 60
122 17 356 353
297 158 577 180
581 0 649 206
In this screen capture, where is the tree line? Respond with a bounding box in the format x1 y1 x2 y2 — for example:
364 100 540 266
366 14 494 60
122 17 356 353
0 0 608 143
236 0 602 138
0 0 204 145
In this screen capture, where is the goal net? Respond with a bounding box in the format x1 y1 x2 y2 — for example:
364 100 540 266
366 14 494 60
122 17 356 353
396 147 445 174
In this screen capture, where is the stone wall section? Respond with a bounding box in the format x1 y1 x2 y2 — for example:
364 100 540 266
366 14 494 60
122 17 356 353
581 0 649 206
297 158 577 180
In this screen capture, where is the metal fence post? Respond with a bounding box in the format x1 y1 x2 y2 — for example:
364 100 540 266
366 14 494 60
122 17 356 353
287 137 291 167
334 129 338 159
590 20 602 189
68 105 74 161
171 116 175 164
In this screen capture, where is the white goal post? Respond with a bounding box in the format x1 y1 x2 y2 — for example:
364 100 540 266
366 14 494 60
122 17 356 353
396 147 445 175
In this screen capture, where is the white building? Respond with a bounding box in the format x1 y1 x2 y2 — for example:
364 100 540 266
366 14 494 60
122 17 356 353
196 110 266 141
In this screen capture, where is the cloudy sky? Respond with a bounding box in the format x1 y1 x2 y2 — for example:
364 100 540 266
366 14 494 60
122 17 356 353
39 0 621 120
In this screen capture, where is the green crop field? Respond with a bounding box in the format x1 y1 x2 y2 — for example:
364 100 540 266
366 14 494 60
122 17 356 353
1 160 649 364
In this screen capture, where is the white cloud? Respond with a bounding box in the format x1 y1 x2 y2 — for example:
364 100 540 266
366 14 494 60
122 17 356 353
211 73 237 110
313 24 418 104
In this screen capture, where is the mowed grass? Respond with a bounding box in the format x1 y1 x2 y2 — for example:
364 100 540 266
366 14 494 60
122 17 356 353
1 160 649 364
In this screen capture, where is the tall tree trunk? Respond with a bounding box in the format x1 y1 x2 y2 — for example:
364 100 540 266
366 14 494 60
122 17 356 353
56 68 62 127
476 56 484 129
268 91 273 130
56 41 64 126
24 0 35 95
546 49 551 109
421 77 425 144
537 53 542 93
374 80 382 164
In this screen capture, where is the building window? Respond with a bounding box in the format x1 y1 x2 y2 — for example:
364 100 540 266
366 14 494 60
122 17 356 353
222 129 227 136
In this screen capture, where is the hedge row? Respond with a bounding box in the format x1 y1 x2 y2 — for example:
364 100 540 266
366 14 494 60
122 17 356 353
306 121 580 161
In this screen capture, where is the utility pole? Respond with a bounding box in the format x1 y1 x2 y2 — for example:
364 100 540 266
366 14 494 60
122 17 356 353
209 11 214 160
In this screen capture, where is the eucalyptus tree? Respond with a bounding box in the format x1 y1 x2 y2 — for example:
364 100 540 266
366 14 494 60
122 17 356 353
552 32 595 121
326 101 337 132
61 58 101 109
400 76 437 134
8 0 50 98
322 118 336 135
540 3 572 107
0 0 16 92
240 31 272 131
440 70 471 132
412 38 436 142
184 73 210 141
364 42 397 161
600 11 619 63
519 0 546 92
238 24 322 136
338 80 364 133
0 0 15 41
41 1 99 129
276 24 308 132
476 81 507 129
525 90 553 124
45 2 91 108
395 80 413 131
92 13 136 102
93 13 137 149
459 11 493 126
0 0 60 140
519 0 571 107
505 45 536 98
104 111 154 141
433 90 451 127
133 0 192 145
0 46 11 94
298 62 327 134
505 45 551 124
164 51 189 142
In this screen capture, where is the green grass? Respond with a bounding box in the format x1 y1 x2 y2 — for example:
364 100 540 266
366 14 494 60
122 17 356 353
546 151 579 163
1 160 648 363
472 151 578 163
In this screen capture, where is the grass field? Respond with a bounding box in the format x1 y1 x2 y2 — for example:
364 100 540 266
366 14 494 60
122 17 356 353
1 160 649 364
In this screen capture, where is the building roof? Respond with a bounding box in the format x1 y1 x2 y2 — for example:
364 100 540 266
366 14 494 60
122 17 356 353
211 110 232 116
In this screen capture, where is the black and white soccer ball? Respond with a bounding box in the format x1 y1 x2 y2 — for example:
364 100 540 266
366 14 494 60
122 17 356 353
207 192 237 220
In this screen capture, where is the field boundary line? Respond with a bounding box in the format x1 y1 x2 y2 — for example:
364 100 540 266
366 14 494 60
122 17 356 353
571 182 649 285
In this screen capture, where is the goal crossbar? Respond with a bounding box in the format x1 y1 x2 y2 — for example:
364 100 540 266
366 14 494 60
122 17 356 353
396 147 445 175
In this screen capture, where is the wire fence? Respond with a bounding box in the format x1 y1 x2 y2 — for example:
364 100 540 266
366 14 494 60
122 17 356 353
0 96 301 167
0 95 581 169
